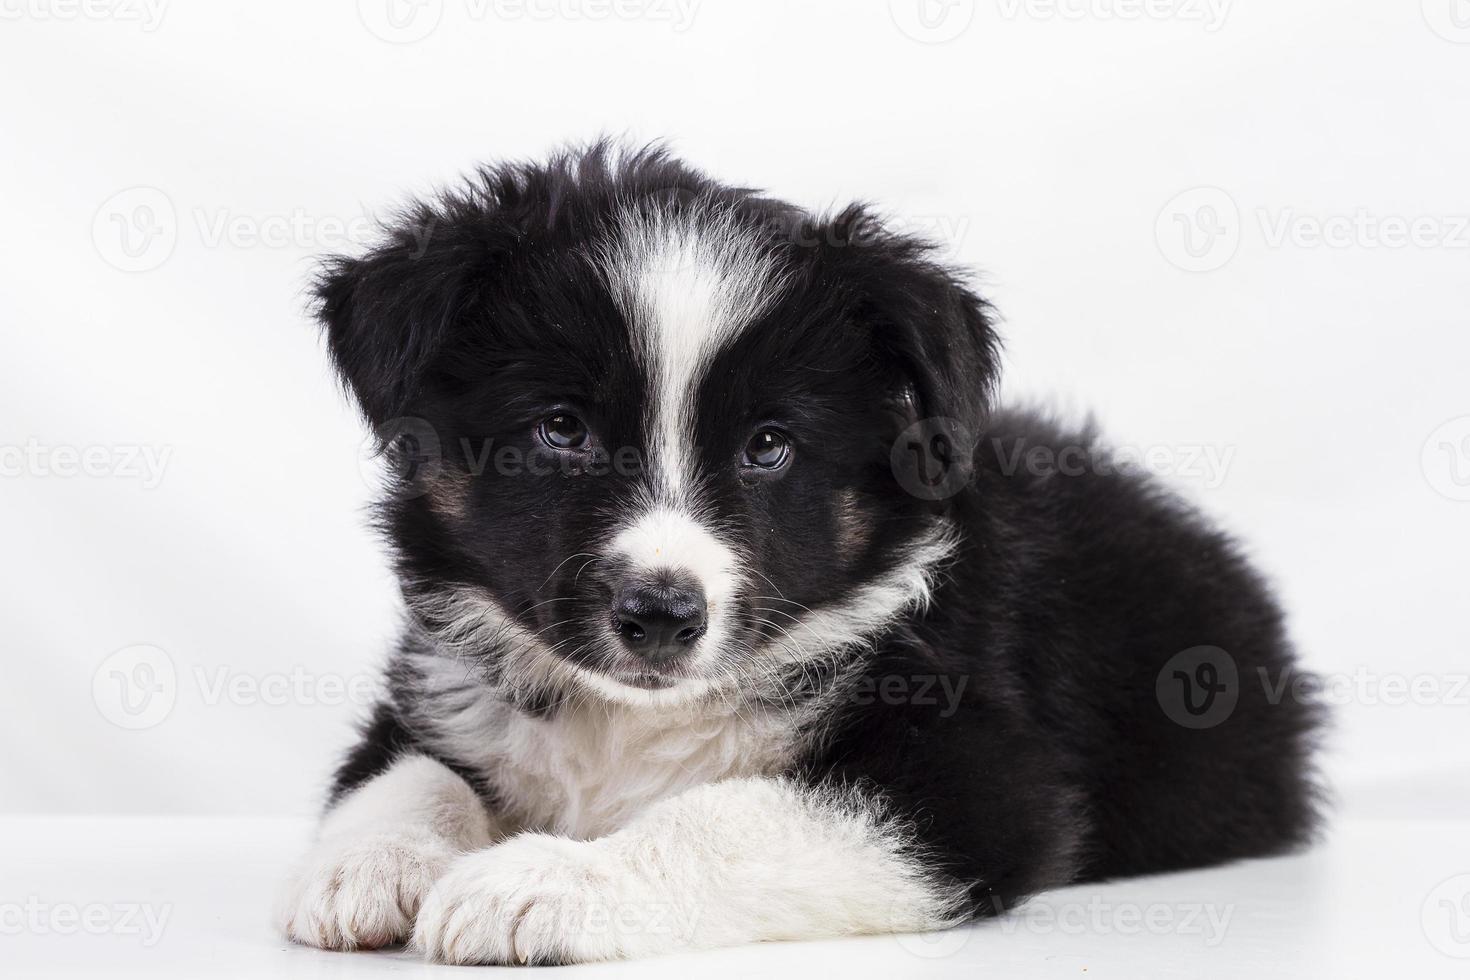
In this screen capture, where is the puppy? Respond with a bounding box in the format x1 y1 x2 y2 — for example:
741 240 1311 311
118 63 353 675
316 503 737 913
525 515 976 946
278 143 1321 964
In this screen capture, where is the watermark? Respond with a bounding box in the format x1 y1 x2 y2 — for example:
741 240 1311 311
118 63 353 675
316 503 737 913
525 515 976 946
1157 187 1470 272
891 417 975 501
890 425 1238 501
1156 645 1239 729
996 895 1235 945
1157 648 1470 729
1423 416 1470 502
1155 187 1240 273
781 208 971 259
488 0 697 29
1258 209 1470 252
1423 874 1470 958
0 0 168 30
91 186 435 272
361 417 445 500
191 207 386 252
0 439 172 489
897 894 1236 955
893 898 971 957
357 0 699 43
729 208 977 264
1422 0 1470 44
861 212 971 262
538 899 699 943
193 665 383 710
357 0 443 42
889 0 976 44
370 418 1234 502
93 645 177 730
360 418 651 500
987 436 1236 490
93 645 383 730
92 187 176 273
994 0 1231 31
848 673 970 718
0 898 171 946
1260 666 1470 709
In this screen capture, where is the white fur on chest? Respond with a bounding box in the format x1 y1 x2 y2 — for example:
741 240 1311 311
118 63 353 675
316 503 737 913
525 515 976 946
493 702 798 839
410 654 802 839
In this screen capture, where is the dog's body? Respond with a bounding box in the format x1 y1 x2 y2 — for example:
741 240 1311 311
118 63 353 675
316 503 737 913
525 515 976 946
279 145 1320 964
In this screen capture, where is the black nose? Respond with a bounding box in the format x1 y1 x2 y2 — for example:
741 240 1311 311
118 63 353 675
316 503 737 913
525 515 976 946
611 578 707 664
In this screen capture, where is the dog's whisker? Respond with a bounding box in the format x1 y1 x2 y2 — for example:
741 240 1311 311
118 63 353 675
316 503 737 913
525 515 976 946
538 552 602 591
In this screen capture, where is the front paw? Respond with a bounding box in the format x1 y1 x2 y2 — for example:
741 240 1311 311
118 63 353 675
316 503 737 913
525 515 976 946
279 832 455 950
414 834 673 964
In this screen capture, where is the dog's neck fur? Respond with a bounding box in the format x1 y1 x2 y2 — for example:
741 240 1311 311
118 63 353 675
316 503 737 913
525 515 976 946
400 646 856 840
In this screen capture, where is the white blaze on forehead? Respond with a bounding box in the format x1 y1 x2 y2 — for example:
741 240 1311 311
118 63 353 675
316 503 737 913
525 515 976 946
597 205 787 502
592 204 781 650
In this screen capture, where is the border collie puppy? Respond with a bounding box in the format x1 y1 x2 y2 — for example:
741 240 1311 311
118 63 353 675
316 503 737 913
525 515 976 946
278 143 1321 964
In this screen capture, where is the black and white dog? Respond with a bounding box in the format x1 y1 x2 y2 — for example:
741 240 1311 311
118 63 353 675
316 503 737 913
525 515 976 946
279 144 1321 964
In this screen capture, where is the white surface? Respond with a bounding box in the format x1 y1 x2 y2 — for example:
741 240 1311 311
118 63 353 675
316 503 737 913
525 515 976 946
1 815 1466 978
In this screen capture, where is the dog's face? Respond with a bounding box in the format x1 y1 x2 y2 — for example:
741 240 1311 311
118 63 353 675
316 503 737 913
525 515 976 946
319 148 996 707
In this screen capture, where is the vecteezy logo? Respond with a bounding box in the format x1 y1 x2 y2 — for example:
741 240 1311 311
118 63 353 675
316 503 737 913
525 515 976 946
361 417 443 499
889 0 975 43
1155 187 1240 272
91 187 177 272
1423 874 1470 958
892 893 972 957
1156 645 1238 729
92 645 178 730
1423 0 1470 43
1422 416 1470 502
891 417 974 501
357 0 443 43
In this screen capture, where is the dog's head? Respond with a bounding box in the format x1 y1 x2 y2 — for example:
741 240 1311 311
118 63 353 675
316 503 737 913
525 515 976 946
318 144 998 707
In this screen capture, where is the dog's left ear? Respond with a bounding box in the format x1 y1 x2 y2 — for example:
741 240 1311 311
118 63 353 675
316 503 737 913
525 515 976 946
820 206 1001 443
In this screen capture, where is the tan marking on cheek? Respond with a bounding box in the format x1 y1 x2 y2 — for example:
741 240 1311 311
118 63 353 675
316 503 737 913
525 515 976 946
425 470 473 523
833 488 874 560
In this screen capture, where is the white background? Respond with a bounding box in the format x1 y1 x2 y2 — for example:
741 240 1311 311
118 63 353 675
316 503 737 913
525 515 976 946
4 4 1469 977
2 0 1466 836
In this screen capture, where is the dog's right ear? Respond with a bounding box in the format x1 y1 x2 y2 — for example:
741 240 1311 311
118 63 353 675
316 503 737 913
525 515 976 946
313 220 475 429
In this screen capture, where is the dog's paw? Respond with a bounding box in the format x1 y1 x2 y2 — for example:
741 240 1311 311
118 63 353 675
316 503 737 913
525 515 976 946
413 833 673 964
278 832 456 950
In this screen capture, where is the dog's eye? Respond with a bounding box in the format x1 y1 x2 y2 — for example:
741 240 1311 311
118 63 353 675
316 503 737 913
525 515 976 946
742 429 790 469
539 414 589 450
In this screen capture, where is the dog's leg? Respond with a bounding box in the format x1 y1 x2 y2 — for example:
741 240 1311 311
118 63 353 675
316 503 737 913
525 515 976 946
412 776 971 964
279 754 496 950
